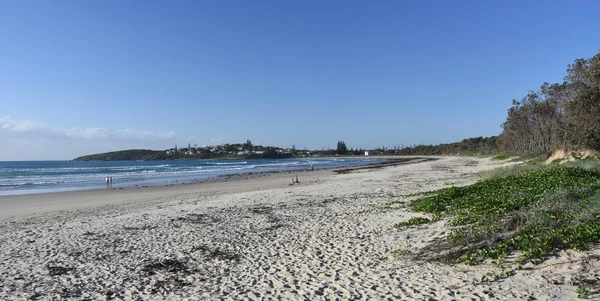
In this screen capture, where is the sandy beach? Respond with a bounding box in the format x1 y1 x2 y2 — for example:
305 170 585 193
1 156 598 300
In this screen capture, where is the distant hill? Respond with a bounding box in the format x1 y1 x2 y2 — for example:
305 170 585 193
73 145 296 161
74 137 503 161
73 149 167 161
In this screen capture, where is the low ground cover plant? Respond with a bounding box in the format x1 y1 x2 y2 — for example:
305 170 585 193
397 166 600 266
395 216 432 229
491 154 509 160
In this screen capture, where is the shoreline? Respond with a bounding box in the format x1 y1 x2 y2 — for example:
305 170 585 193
0 156 397 198
0 156 594 300
0 156 434 218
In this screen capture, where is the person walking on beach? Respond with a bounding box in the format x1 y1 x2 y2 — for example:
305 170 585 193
106 176 110 187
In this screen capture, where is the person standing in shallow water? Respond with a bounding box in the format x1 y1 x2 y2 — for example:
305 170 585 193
106 177 110 187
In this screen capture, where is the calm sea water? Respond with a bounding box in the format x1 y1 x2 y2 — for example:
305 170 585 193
0 158 387 195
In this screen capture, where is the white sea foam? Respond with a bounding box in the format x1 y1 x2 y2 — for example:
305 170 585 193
0 158 387 194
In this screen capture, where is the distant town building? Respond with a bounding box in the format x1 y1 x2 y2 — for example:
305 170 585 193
364 151 369 156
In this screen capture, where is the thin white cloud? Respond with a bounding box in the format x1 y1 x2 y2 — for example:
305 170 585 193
0 116 177 141
0 116 40 131
0 116 183 160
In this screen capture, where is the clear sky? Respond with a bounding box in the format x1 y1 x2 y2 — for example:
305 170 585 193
1 0 599 160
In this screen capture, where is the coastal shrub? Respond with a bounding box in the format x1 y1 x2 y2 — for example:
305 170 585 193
403 166 600 266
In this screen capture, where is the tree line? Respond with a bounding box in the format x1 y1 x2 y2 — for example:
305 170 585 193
396 137 499 156
500 51 600 154
397 50 600 156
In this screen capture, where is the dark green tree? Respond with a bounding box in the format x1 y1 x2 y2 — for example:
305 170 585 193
243 139 253 151
336 141 348 155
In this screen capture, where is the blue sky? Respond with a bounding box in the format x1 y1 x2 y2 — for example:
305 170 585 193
1 0 599 160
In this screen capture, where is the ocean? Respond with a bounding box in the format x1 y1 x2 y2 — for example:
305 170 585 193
0 157 388 195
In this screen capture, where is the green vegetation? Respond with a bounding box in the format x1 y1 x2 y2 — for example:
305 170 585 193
73 147 295 161
501 52 600 154
391 249 410 258
336 141 348 155
73 142 299 161
74 149 167 161
394 216 432 229
578 285 592 299
396 136 500 156
74 140 372 161
393 52 600 271
478 159 600 180
395 50 600 158
399 166 600 268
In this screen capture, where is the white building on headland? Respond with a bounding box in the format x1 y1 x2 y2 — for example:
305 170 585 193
364 151 369 156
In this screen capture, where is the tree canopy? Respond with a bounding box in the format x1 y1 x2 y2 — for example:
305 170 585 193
499 51 600 153
336 141 348 155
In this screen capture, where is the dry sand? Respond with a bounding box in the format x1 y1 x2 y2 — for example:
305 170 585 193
1 156 598 300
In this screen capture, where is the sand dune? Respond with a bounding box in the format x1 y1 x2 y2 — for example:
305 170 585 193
1 157 598 300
